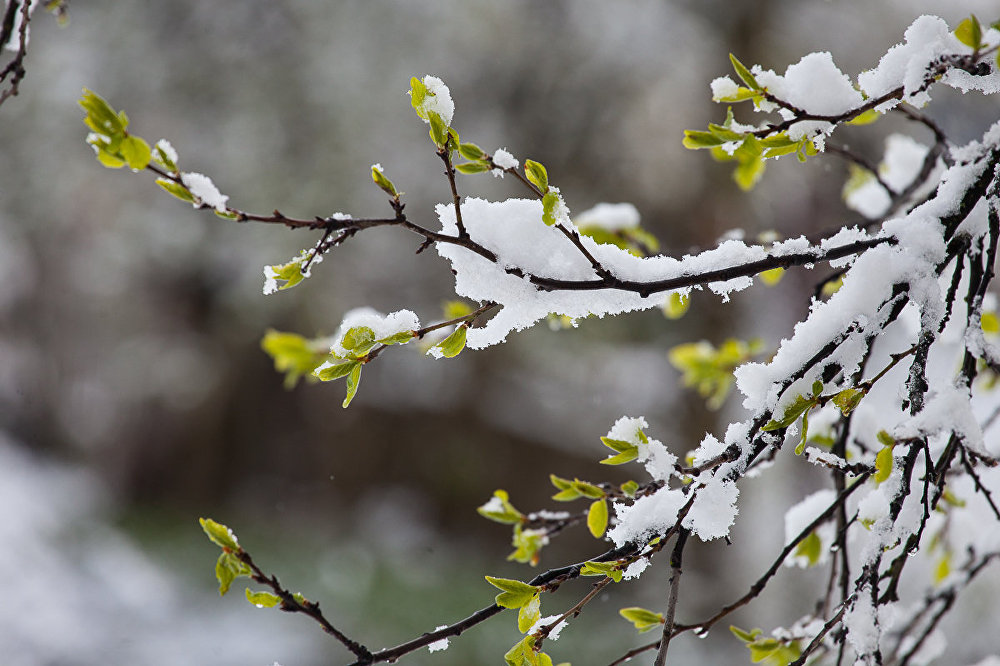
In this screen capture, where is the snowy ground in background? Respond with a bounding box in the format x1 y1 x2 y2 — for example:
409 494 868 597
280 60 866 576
0 432 322 666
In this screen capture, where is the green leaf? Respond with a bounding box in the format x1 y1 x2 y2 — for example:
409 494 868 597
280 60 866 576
941 488 966 508
669 338 762 410
955 15 983 49
729 54 761 90
378 330 415 345
759 133 796 148
620 480 639 497
459 142 485 160
619 607 665 633
759 267 784 286
96 150 126 169
730 626 763 643
120 135 151 170
551 487 582 501
846 109 882 126
518 594 541 633
429 325 467 359
478 489 525 524
265 258 307 292
732 136 765 190
587 499 608 538
371 164 398 198
341 326 377 355
549 474 573 490
443 300 474 319
762 393 817 431
571 479 605 500
793 400 811 455
153 141 178 172
213 551 250 596
981 311 999 334
682 129 728 150
550 475 581 501
600 450 639 466
215 553 236 595
715 87 758 103
508 525 546 566
793 531 823 566
504 636 537 666
933 553 951 585
708 123 746 142
763 143 800 159
599 437 639 465
663 292 690 319
524 159 549 193
245 588 281 608
314 358 360 382
832 388 864 416
409 76 428 116
79 88 125 136
260 329 329 389
580 560 622 582
156 178 196 203
455 160 491 174
428 111 448 147
842 164 875 200
342 363 362 408
747 638 801 665
485 576 539 609
875 440 894 484
541 190 560 226
200 517 240 551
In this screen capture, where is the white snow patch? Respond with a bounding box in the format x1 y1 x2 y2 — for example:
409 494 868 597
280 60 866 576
783 489 836 567
574 202 641 231
180 172 229 212
427 625 450 653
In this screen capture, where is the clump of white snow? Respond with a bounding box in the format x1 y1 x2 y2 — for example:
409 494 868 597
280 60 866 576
529 615 568 640
491 148 519 176
435 197 833 349
784 489 836 567
414 75 454 126
754 51 863 140
180 172 229 212
426 625 450 653
845 134 937 218
574 202 641 231
858 16 1000 108
710 76 740 101
154 139 178 167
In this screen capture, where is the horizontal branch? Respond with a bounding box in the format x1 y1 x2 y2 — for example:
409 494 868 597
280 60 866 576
349 541 643 665
525 236 893 297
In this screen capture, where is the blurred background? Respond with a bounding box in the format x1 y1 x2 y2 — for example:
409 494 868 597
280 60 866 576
2 1 999 664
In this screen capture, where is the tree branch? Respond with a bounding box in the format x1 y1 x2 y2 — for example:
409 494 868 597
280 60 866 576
652 528 689 666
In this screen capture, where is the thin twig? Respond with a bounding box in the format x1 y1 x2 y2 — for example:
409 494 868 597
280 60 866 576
652 528 689 666
535 576 612 647
439 135 468 239
236 549 373 662
685 476 869 634
788 594 856 666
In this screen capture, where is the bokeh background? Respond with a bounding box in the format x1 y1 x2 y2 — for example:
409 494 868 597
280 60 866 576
2 1 999 664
